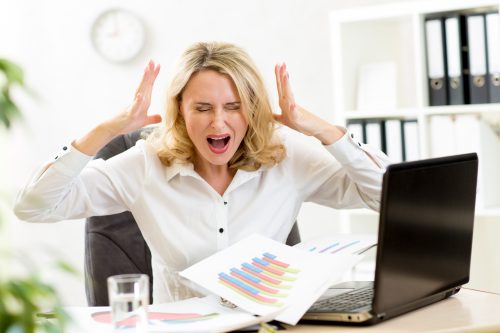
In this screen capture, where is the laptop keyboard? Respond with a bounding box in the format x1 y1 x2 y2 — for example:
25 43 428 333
309 286 374 313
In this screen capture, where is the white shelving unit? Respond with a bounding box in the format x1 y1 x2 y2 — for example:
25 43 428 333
329 0 500 293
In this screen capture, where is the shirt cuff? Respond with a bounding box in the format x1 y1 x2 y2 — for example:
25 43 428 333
49 143 93 177
323 126 365 165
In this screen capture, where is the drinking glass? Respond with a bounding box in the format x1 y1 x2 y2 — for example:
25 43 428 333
107 274 149 332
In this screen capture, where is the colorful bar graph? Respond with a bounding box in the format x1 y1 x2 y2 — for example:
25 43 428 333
91 311 219 327
330 240 360 254
318 242 339 253
218 252 299 306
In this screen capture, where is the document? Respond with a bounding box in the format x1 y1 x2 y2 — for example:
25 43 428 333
294 234 377 256
429 115 455 157
180 234 359 325
467 14 489 104
65 295 276 333
445 15 468 105
425 18 448 106
402 120 420 161
486 12 500 102
365 120 385 153
384 119 404 163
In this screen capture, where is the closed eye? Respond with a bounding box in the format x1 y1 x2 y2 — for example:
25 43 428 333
195 103 212 112
225 102 241 111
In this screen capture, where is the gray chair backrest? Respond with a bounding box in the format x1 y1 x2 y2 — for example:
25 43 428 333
84 128 301 306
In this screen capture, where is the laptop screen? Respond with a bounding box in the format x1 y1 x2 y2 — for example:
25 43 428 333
373 153 478 313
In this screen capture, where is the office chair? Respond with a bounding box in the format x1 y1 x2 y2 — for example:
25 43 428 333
84 128 301 306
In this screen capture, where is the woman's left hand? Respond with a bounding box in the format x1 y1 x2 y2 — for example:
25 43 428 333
274 63 344 145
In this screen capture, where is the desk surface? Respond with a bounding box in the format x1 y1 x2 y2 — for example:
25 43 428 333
287 288 500 333
63 288 500 333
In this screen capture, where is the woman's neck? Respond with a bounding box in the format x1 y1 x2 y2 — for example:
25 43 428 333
194 161 236 196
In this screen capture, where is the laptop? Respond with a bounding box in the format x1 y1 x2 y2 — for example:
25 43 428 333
302 153 478 325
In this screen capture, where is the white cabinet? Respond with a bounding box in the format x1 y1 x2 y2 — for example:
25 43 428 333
329 0 500 293
330 0 500 218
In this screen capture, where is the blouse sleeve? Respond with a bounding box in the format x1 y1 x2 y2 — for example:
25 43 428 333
13 140 151 222
284 126 391 211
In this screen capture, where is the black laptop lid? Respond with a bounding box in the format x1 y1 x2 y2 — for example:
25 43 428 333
373 153 478 313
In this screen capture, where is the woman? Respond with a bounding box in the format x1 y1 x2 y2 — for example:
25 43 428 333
14 42 389 303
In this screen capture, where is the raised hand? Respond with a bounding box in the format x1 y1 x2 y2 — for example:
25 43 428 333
105 60 162 136
274 63 343 145
73 60 162 156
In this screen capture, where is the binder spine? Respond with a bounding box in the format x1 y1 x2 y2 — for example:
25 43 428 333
425 18 449 106
467 14 489 104
486 12 500 103
445 15 470 105
459 15 471 105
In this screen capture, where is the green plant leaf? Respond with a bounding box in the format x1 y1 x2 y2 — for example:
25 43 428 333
54 260 80 276
0 59 24 86
0 58 25 129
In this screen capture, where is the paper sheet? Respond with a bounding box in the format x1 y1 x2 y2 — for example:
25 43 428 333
294 234 377 255
65 295 275 333
180 234 359 325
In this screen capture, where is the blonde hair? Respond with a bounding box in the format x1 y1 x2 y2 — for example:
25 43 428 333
147 41 285 171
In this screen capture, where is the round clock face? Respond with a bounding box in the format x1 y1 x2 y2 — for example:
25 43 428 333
91 9 146 63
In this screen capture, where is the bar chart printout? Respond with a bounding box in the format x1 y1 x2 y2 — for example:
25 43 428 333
218 252 300 307
295 234 377 255
180 234 361 325
66 295 271 333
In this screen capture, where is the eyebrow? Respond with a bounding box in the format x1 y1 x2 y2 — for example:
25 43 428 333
194 102 241 106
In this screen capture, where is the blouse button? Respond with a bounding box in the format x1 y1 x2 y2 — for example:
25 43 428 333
219 228 224 233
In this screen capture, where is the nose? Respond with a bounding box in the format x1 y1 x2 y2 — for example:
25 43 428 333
210 108 226 130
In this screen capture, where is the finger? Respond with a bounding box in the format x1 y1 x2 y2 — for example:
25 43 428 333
135 62 152 96
136 60 158 95
146 114 162 125
153 63 161 78
280 63 288 99
138 61 160 105
273 113 283 123
145 62 161 91
275 64 283 99
282 65 295 104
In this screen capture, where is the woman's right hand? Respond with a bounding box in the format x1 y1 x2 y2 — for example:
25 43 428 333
103 60 162 136
73 61 162 156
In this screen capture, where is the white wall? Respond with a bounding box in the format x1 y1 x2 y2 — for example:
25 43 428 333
1 0 394 305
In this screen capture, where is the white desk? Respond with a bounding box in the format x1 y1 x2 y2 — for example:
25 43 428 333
63 288 499 333
288 288 500 333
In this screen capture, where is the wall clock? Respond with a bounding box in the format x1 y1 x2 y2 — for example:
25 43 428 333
91 9 146 63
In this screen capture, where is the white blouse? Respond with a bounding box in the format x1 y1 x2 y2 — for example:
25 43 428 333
14 126 390 303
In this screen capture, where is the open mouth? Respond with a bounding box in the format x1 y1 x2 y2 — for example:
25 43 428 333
207 135 231 153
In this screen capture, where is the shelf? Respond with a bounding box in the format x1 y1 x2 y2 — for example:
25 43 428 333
343 108 420 120
423 104 500 116
342 104 500 120
331 0 500 232
334 15 419 112
330 0 499 23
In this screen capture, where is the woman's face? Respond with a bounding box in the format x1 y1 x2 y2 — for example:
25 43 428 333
180 70 248 168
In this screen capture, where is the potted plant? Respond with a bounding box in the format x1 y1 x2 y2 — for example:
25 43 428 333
0 58 72 333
